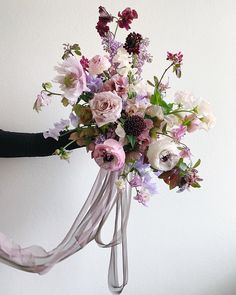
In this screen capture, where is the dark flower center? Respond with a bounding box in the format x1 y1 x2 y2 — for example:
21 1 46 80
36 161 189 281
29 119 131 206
104 153 114 162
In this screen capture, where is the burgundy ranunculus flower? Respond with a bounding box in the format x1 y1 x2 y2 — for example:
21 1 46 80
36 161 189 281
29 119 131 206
117 8 138 30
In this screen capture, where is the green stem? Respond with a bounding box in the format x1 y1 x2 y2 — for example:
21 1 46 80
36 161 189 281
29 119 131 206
157 62 174 89
63 139 76 150
113 23 119 39
168 109 195 115
43 89 62 96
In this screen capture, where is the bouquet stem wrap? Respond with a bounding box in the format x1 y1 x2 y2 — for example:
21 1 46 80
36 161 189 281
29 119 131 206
0 168 132 294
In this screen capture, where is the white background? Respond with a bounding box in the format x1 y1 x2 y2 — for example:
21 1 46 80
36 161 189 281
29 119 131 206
0 1 236 294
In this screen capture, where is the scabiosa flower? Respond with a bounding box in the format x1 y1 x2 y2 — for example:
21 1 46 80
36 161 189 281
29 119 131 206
124 115 147 137
178 168 203 192
124 32 143 54
117 8 138 30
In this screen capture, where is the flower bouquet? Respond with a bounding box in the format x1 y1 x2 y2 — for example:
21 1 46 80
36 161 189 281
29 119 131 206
0 6 215 294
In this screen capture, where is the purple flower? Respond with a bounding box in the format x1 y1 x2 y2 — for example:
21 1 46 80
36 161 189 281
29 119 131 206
43 119 70 140
86 75 103 93
102 32 122 59
69 112 79 128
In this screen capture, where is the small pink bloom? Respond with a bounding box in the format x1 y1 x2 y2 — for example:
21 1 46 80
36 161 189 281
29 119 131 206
179 147 192 158
171 125 187 141
93 139 125 171
167 51 183 64
187 117 202 132
54 56 87 104
88 55 111 75
130 175 142 187
80 56 89 70
134 191 150 206
89 91 122 127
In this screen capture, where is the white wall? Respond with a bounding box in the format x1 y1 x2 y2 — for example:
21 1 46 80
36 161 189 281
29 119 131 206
0 0 235 294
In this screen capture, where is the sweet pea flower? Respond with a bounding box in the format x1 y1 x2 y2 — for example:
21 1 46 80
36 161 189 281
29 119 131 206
54 56 87 104
171 125 187 141
88 55 111 75
33 93 51 112
134 190 150 206
93 139 125 171
130 175 142 187
43 119 70 140
117 8 138 30
89 91 122 127
147 137 180 171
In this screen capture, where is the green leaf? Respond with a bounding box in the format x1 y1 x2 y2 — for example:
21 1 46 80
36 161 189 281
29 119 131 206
79 91 94 103
127 135 136 149
177 158 188 171
74 49 81 56
150 89 173 114
147 80 155 87
193 159 201 169
150 89 162 105
191 182 201 188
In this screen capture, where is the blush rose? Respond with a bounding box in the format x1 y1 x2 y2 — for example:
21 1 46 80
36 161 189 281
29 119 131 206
89 91 122 127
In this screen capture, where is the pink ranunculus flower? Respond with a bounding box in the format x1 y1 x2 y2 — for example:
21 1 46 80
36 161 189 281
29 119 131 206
54 56 87 104
88 55 111 75
89 91 122 127
93 139 125 171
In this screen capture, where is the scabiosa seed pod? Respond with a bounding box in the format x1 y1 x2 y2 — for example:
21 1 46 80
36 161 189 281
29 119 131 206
124 32 143 54
124 115 146 136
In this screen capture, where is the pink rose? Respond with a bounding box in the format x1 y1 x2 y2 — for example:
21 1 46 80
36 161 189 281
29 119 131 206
88 55 111 75
89 91 122 127
54 56 87 104
93 139 125 171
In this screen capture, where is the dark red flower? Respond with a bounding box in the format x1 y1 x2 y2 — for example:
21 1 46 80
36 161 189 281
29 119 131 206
124 32 142 54
80 56 89 70
117 7 138 30
96 6 113 37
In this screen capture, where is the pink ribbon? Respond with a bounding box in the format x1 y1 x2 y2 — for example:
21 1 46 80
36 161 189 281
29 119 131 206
0 168 132 294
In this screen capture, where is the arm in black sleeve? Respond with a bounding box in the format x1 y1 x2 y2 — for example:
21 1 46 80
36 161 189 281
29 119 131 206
0 129 80 158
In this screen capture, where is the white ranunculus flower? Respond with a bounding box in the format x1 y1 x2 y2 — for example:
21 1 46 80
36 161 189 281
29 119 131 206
147 138 180 171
